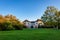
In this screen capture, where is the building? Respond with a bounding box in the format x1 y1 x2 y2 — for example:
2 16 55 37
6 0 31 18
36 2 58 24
23 19 44 28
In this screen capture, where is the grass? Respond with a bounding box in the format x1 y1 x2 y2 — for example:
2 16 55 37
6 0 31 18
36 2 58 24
0 28 60 40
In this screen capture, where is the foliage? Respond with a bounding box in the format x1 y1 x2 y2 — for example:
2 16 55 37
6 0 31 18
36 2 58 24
3 21 14 30
0 14 23 31
41 6 60 29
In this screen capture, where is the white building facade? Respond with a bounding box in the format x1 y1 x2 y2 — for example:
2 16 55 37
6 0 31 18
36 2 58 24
23 19 44 28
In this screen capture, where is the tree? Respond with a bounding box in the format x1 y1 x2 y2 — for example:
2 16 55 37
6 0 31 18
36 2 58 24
0 14 23 31
41 6 59 29
54 11 60 29
5 14 23 30
3 21 14 30
0 15 3 19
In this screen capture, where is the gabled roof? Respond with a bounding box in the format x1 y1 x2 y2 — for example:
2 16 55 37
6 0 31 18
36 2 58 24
36 19 42 22
23 19 43 22
23 20 29 22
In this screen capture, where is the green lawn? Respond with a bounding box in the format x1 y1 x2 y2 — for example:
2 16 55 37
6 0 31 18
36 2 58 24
0 28 60 40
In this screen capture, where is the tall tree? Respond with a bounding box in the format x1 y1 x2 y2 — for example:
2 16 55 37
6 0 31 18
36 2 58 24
41 6 59 29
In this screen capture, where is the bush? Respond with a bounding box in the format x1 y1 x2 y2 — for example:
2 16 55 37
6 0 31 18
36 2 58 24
23 25 27 28
2 21 14 30
0 21 23 31
12 24 23 30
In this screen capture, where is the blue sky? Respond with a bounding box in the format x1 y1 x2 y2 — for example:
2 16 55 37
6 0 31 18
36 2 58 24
0 0 60 21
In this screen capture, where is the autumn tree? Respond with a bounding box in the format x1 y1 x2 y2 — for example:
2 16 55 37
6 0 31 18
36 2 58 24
5 14 23 30
0 14 23 30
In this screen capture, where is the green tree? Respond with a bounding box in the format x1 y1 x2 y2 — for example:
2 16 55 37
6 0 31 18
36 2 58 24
54 11 60 29
41 6 59 29
3 21 14 30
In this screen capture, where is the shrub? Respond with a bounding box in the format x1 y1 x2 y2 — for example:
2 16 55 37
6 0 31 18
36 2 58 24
2 21 14 30
12 23 23 30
